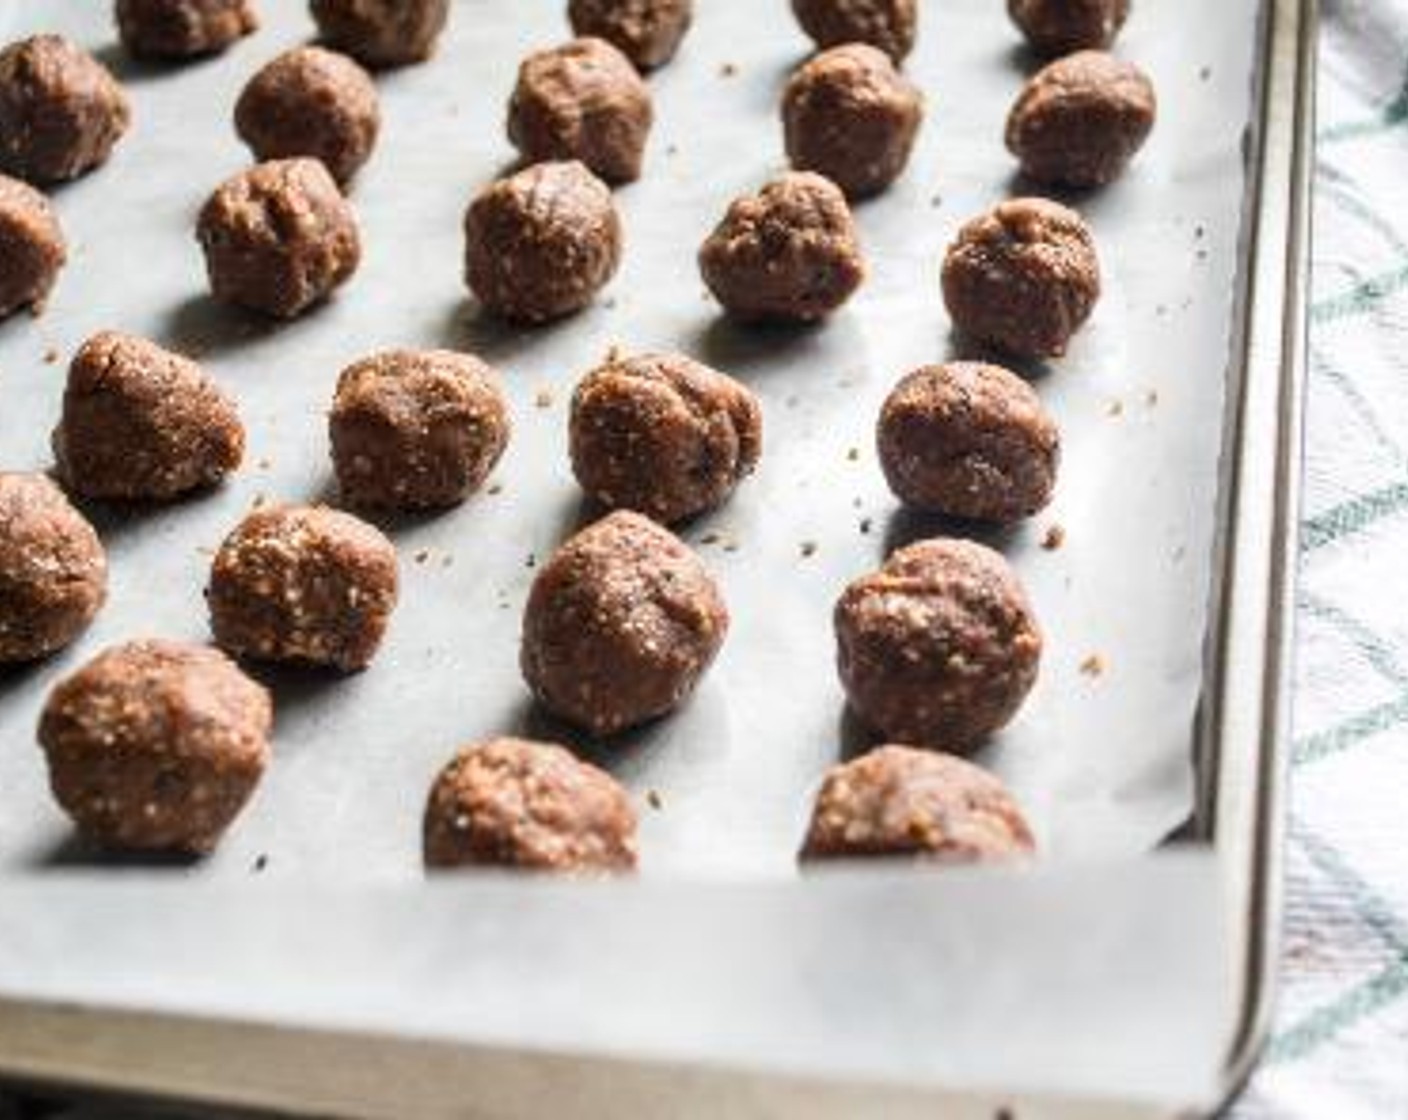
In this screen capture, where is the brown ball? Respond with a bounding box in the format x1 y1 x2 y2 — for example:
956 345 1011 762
115 0 260 60
699 172 865 323
0 35 131 185
782 44 922 199
877 362 1059 522
330 349 511 510
569 350 762 525
235 46 380 186
207 504 398 671
0 473 107 663
791 0 917 63
197 158 361 318
1007 51 1156 189
521 510 728 736
1008 0 1129 56
835 539 1041 750
309 0 449 69
800 746 1036 862
464 160 622 323
423 737 638 873
567 0 693 71
38 640 272 854
941 197 1100 359
53 331 245 501
0 174 65 319
507 38 653 186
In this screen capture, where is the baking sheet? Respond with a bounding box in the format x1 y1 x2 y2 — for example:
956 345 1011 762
0 0 1256 879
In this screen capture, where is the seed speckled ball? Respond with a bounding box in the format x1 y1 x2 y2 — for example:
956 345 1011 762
424 737 638 873
0 174 65 320
309 0 449 69
464 160 622 323
567 0 693 71
197 158 361 318
570 350 762 525
207 504 398 671
54 331 245 501
115 0 259 60
699 172 865 322
800 746 1036 863
835 539 1042 750
1008 0 1129 56
0 473 107 663
0 35 131 184
941 197 1101 359
791 0 917 63
877 362 1059 522
330 349 511 510
521 511 729 736
38 639 272 854
235 46 380 185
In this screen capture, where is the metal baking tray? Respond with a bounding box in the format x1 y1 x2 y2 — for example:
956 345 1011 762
0 0 1313 1115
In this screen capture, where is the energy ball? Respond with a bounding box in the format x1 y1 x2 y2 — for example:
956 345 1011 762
1008 0 1129 56
699 172 865 322
235 46 380 186
330 349 511 510
567 0 693 71
521 510 728 736
115 0 260 60
569 350 762 525
0 473 107 663
0 174 65 320
1006 51 1156 189
464 160 622 323
309 0 450 69
207 504 398 671
782 44 922 200
53 331 245 501
800 746 1035 863
197 158 361 318
507 38 653 186
791 0 917 63
877 362 1059 522
835 539 1041 749
941 197 1100 359
38 640 272 854
423 737 638 873
0 35 131 185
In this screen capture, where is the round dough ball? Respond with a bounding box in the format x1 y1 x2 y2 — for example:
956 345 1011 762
330 349 511 510
309 0 449 69
0 35 131 185
196 158 361 318
569 350 762 525
800 745 1035 862
1006 51 1156 189
877 362 1059 522
38 640 272 854
423 737 638 873
521 510 728 736
941 197 1100 359
0 473 107 663
464 160 622 323
0 174 65 319
835 539 1041 749
53 331 245 501
791 0 917 63
207 504 398 671
1008 0 1129 56
115 0 260 60
782 43 922 199
699 172 865 322
507 38 653 186
567 0 693 71
235 46 380 186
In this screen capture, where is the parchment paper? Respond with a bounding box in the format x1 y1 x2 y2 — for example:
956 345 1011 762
0 0 1255 881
